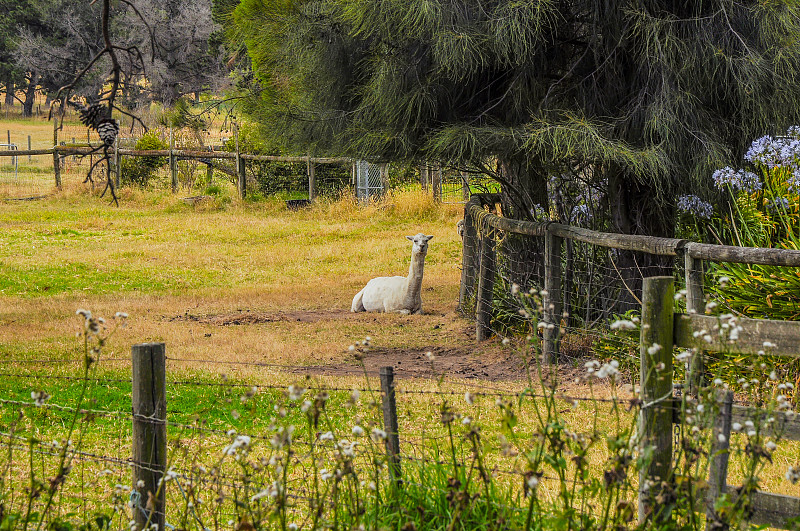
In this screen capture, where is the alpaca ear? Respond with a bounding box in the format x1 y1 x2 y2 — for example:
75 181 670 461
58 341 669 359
406 235 414 241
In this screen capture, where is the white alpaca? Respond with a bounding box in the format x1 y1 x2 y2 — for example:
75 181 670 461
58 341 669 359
351 233 434 315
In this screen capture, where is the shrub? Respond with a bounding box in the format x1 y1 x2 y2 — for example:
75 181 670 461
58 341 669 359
120 132 169 187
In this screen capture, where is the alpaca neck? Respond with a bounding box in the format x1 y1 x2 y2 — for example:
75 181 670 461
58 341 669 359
405 251 426 298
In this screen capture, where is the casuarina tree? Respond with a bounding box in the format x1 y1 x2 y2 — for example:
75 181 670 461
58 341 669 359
232 0 800 231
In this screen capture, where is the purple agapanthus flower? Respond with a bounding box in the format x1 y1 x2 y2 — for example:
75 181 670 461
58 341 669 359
745 129 800 169
570 203 592 223
712 167 762 193
677 195 714 220
768 197 790 211
788 169 800 195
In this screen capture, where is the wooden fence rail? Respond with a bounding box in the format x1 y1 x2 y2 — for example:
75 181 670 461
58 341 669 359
639 276 800 529
460 193 800 366
0 145 352 200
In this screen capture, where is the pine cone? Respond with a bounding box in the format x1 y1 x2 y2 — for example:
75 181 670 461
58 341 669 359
96 120 119 146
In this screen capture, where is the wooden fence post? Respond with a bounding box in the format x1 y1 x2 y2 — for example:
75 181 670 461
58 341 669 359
237 157 246 199
684 244 705 395
169 128 177 193
380 366 401 484
235 126 245 199
475 220 496 341
113 135 121 189
27 135 31 161
132 342 167 531
307 156 316 201
639 276 674 524
542 226 562 365
706 390 734 528
88 130 93 174
458 203 479 315
432 163 442 203
419 164 428 192
52 113 61 189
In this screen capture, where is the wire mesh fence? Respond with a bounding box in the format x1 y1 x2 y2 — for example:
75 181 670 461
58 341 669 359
0 152 57 199
459 193 800 368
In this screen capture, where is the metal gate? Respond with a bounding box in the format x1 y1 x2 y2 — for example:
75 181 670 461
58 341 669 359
355 161 385 202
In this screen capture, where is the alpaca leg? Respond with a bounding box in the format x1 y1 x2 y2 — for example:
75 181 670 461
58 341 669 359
351 289 366 312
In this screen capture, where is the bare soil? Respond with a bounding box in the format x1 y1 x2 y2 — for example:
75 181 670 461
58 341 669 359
168 309 531 381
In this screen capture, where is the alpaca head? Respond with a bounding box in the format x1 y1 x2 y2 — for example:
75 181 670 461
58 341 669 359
407 233 433 255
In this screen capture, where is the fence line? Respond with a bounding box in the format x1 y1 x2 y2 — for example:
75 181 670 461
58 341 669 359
459 193 800 366
3 334 799 529
1 144 490 203
640 276 800 528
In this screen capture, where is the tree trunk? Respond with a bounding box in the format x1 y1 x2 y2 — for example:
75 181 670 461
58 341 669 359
22 74 38 117
607 164 675 312
496 155 550 292
4 79 14 107
498 155 548 220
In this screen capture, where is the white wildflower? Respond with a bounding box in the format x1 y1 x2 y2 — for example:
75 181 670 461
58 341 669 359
288 385 305 401
464 392 475 405
352 425 364 436
31 390 51 407
610 319 637 331
786 466 800 484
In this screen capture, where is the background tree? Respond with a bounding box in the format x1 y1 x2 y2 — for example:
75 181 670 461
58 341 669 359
123 0 225 106
12 0 110 113
0 0 50 114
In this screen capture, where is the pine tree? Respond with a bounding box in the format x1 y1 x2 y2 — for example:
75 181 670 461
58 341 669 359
231 0 800 239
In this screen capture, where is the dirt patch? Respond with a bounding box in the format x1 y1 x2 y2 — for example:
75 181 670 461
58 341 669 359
167 310 368 326
166 310 536 381
295 344 529 381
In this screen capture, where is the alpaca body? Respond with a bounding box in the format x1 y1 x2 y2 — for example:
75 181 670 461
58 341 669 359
351 234 432 315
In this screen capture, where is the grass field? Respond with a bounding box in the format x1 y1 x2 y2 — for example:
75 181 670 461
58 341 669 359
2 122 800 528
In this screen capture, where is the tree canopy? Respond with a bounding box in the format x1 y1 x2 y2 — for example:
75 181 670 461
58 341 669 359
230 0 800 237
3 0 227 112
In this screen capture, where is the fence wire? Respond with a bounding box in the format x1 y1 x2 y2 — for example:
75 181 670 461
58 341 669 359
0 152 56 199
0 351 648 530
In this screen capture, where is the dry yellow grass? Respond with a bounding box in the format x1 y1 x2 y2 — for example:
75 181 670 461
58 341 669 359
0 187 487 369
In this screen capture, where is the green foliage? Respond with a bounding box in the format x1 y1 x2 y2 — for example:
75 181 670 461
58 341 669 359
591 311 640 376
120 132 169 187
157 98 207 132
682 127 800 321
228 0 800 234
